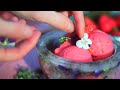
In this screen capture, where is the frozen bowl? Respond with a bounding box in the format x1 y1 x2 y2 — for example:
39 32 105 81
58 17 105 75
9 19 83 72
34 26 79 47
36 30 120 79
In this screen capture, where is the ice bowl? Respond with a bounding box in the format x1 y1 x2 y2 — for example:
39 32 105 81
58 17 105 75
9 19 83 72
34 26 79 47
36 30 120 79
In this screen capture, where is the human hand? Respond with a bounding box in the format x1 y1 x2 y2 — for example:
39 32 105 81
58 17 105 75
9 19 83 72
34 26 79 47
0 12 41 61
0 11 85 61
12 11 85 38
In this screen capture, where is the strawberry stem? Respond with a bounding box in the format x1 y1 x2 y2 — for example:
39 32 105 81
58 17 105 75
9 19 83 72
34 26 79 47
112 27 119 32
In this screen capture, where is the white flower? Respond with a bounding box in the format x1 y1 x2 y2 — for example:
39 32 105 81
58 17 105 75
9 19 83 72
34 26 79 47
76 33 92 49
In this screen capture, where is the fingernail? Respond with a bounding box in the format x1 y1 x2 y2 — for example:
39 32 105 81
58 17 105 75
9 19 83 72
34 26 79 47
67 23 74 33
79 27 84 38
80 31 84 38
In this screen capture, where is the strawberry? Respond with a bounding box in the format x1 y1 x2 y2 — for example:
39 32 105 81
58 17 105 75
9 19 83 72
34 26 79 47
99 14 117 33
65 32 76 38
84 17 97 29
114 15 120 27
110 31 120 36
85 24 96 35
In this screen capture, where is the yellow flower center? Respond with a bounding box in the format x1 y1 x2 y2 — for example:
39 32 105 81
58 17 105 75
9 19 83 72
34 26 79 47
82 39 87 44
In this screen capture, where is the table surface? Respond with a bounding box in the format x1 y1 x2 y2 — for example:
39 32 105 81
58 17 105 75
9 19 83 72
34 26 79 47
0 48 41 79
1 46 120 79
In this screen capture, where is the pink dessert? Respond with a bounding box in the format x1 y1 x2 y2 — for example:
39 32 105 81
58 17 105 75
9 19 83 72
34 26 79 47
54 34 93 62
89 30 114 61
54 29 114 62
55 41 71 55
59 46 93 63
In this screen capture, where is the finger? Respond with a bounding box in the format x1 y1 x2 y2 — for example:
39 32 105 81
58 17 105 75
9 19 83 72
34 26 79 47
72 11 85 38
0 18 33 40
0 11 19 22
1 11 16 20
12 11 74 33
60 11 72 17
0 30 41 61
15 25 36 44
11 16 19 22
18 19 26 24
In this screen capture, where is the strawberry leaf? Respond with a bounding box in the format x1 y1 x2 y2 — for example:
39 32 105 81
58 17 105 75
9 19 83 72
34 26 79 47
59 36 71 43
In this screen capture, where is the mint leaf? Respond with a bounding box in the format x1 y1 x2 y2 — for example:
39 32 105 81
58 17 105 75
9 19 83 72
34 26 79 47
59 36 71 43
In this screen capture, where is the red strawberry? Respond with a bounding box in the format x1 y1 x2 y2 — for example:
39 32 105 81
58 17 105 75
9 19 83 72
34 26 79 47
85 24 96 35
110 31 120 36
99 14 117 33
115 15 120 27
65 32 76 38
99 15 110 23
84 17 97 29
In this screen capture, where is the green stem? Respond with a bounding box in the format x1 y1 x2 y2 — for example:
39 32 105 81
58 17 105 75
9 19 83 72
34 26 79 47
59 36 71 43
112 27 119 32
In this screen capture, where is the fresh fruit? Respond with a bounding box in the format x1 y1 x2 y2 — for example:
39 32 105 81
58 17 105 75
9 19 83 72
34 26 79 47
114 15 120 27
85 24 96 35
65 32 76 38
84 17 97 29
110 31 120 36
99 14 117 33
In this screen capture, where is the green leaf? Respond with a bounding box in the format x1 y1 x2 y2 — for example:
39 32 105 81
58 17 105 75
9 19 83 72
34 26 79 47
103 68 109 72
59 36 71 43
15 68 35 79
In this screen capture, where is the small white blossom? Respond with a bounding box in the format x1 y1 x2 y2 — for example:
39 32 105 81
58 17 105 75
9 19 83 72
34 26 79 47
76 33 92 49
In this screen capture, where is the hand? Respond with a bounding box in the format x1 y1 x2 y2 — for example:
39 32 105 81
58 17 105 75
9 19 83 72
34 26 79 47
12 11 85 37
60 11 85 37
0 12 41 61
0 11 85 61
